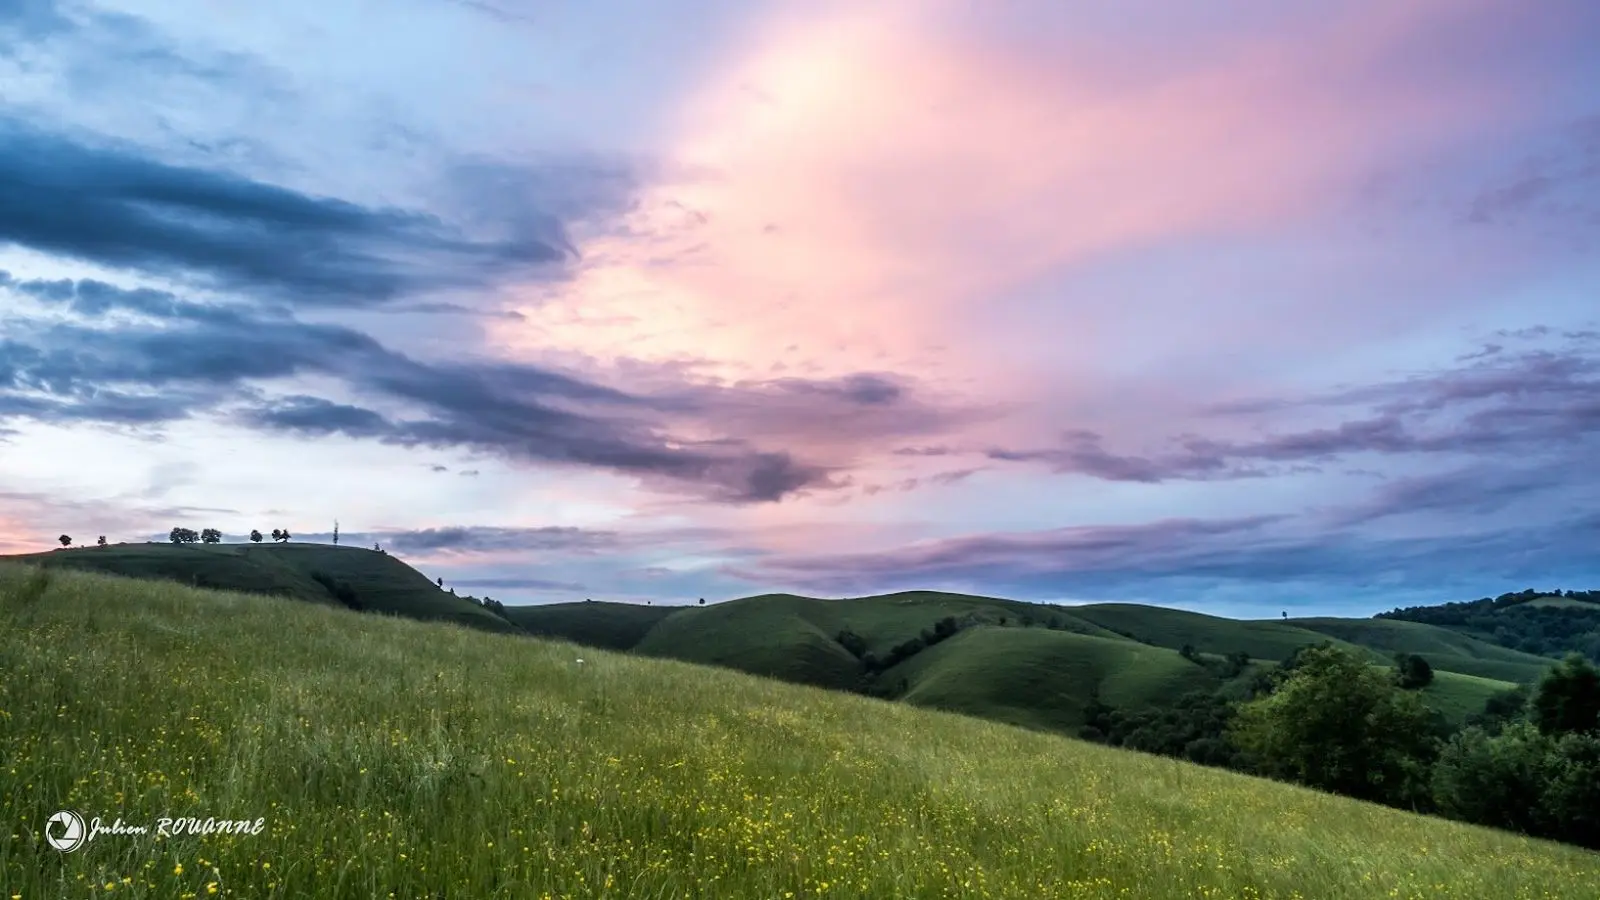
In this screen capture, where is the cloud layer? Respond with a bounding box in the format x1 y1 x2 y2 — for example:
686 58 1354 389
2 0 1597 614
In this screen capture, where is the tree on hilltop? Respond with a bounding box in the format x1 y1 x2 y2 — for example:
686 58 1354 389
249 529 263 543
169 527 198 544
58 534 71 548
96 535 107 547
200 528 221 544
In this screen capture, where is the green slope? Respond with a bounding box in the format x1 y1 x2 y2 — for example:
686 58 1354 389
5 541 519 634
1068 603 1377 662
507 591 1548 734
633 594 866 690
808 590 1123 650
1420 670 1523 725
505 600 677 649
4 563 1596 899
628 591 1122 691
1284 616 1555 683
888 625 1217 733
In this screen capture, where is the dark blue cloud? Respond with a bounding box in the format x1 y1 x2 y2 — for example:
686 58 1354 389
763 373 905 406
241 396 393 438
0 119 575 306
0 0 71 39
0 275 956 502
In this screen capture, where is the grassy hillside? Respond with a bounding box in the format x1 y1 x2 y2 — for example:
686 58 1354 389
1284 617 1553 683
5 542 519 634
888 626 1217 734
3 564 1597 899
633 594 871 690
504 600 677 650
1418 670 1523 725
1067 603 1376 662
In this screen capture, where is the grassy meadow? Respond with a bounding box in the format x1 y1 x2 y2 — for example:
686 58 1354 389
3 564 1599 899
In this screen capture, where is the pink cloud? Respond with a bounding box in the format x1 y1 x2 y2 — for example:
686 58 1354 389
481 0 1585 525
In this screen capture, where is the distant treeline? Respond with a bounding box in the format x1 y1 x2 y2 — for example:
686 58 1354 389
1378 589 1600 660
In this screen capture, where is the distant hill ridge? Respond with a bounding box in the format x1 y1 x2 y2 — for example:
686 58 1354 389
507 589 1567 736
5 541 519 634
6 543 1591 739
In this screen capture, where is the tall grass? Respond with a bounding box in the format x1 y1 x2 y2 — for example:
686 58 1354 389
2 564 1597 899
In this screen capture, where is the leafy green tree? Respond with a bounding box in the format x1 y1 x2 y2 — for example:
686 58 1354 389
1088 690 1243 769
200 528 221 544
1466 684 1531 734
835 630 869 659
277 528 291 542
1541 730 1600 847
1431 721 1600 849
1224 650 1252 679
1432 722 1554 835
1228 644 1437 806
1079 692 1115 743
58 534 71 548
1531 653 1600 737
96 535 106 548
1394 653 1434 689
249 530 263 543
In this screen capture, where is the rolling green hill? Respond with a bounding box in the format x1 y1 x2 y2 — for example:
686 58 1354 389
510 590 1554 733
8 544 1562 745
503 599 676 649
1067 603 1377 662
887 625 1217 734
1283 617 1554 683
4 542 520 634
4 562 1596 899
632 594 867 690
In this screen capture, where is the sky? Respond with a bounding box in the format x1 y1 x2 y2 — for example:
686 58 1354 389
1 0 1598 617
